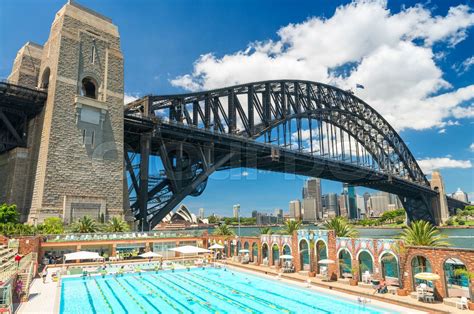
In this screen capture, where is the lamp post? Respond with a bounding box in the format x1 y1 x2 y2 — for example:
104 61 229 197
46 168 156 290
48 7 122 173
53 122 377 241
234 204 241 239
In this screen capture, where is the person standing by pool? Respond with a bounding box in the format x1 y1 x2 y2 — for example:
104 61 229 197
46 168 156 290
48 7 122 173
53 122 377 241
42 269 48 283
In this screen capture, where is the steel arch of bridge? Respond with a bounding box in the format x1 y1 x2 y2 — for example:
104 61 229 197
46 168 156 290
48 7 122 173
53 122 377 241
125 80 437 229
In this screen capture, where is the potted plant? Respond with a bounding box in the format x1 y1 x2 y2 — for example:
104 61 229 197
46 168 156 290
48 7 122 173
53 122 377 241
454 269 474 310
350 265 359 286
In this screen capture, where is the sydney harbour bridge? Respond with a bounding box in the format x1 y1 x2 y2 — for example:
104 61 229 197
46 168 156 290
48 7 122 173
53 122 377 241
0 79 468 229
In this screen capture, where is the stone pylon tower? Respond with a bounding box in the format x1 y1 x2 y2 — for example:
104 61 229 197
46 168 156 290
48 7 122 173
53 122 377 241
430 170 449 224
23 1 126 223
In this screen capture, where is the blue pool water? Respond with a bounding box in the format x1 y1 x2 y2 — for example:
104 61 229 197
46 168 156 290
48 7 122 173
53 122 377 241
60 267 400 313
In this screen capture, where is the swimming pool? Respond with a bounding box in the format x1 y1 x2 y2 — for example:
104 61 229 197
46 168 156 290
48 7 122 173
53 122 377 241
60 267 401 313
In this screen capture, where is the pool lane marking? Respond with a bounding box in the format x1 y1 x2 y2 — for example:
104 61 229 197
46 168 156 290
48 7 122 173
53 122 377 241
113 277 150 313
82 281 97 314
103 279 129 314
225 274 332 314
174 273 261 314
93 279 113 313
145 275 220 314
187 272 293 314
131 276 188 314
121 278 163 314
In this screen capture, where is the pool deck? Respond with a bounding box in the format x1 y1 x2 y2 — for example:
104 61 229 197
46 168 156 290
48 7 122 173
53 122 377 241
225 260 466 314
16 270 61 314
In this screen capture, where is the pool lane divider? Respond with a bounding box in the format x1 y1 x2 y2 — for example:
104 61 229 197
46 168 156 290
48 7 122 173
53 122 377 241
174 273 261 314
122 278 163 313
82 280 98 314
103 279 129 314
146 275 219 314
113 277 149 313
93 279 113 314
187 272 293 314
130 276 187 314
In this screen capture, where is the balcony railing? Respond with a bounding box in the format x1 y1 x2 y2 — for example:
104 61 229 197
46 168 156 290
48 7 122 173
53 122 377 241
43 230 207 243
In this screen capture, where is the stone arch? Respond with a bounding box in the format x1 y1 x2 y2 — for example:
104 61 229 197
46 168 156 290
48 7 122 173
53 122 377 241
411 255 432 290
252 242 258 263
357 250 374 280
338 248 353 277
81 76 99 99
261 242 269 263
379 251 399 282
443 257 471 299
243 241 249 250
272 243 280 266
299 238 310 271
282 244 291 255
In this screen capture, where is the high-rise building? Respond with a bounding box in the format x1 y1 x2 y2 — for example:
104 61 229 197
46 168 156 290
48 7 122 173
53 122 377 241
303 178 323 219
388 194 403 209
344 183 357 219
338 194 348 217
251 210 258 218
368 192 390 216
452 188 469 203
289 200 302 220
302 198 318 222
233 204 240 218
356 195 365 217
363 192 371 213
327 193 339 217
198 208 205 220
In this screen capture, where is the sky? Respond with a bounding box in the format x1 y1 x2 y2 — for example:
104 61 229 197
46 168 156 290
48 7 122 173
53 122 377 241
0 0 473 216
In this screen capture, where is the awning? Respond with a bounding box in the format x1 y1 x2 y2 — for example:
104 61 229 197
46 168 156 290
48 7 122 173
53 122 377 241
64 251 103 261
318 259 335 264
169 246 211 254
414 272 440 281
209 244 225 249
280 255 293 259
139 252 163 258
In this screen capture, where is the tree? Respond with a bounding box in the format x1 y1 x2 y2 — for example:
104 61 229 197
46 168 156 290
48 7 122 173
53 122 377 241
323 216 358 237
106 216 130 232
400 220 449 247
0 203 19 224
71 216 99 233
39 217 64 234
282 220 301 235
213 224 234 236
379 208 405 224
207 215 218 224
259 226 273 235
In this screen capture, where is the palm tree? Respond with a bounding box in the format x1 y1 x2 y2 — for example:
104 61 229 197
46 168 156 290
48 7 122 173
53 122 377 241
323 216 358 237
213 224 234 236
259 226 273 235
72 216 99 233
400 220 449 247
106 216 130 232
282 220 301 235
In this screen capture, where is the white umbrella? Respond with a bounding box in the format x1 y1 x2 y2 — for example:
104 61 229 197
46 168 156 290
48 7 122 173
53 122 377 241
280 255 293 259
169 245 211 254
239 249 249 253
318 259 335 264
414 272 440 281
209 244 225 249
64 251 103 261
139 252 163 258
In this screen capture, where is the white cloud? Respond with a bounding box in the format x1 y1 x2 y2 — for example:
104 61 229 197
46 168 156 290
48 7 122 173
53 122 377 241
417 157 472 174
451 104 474 119
124 93 139 105
171 1 474 131
470 143 474 152
453 56 474 74
438 128 446 134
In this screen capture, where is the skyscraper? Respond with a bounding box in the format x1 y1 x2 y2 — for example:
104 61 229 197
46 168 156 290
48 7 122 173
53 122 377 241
289 200 302 220
302 198 318 222
303 178 323 220
327 193 339 217
199 208 205 219
233 204 240 218
344 183 357 219
368 192 390 216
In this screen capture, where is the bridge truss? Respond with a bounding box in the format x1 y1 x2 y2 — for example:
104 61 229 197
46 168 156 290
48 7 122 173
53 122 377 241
125 80 464 229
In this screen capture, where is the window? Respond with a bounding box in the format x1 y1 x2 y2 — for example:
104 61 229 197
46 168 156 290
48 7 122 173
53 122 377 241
39 68 50 90
81 77 97 99
82 129 86 145
91 45 96 64
91 131 95 147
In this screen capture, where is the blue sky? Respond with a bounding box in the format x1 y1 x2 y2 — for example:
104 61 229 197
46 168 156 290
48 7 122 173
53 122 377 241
1 0 473 216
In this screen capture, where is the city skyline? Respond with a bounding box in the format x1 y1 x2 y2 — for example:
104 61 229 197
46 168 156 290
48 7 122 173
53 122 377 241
1 0 473 217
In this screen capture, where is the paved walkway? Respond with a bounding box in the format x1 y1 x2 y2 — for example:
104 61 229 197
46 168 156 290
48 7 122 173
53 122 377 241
16 269 60 314
225 260 466 314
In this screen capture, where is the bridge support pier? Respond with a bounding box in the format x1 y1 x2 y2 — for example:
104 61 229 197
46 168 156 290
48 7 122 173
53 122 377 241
138 133 151 231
